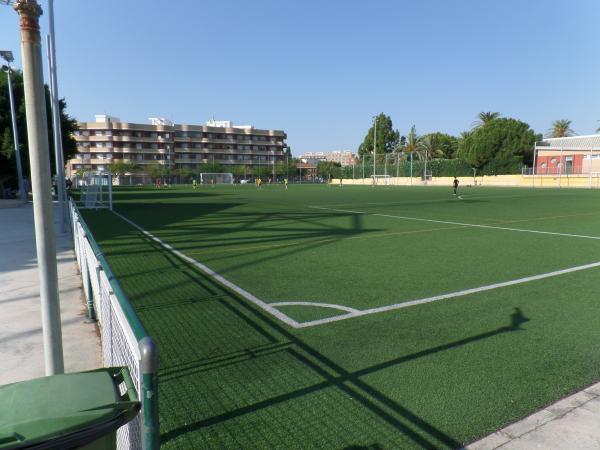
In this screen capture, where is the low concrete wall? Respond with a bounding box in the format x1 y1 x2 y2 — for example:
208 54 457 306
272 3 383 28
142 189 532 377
334 175 599 189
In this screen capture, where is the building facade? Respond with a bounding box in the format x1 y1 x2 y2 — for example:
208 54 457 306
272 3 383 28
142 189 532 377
535 135 600 175
299 150 356 167
67 115 288 180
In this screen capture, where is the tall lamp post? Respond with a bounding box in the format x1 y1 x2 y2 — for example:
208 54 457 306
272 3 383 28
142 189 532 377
1 50 27 202
372 115 377 182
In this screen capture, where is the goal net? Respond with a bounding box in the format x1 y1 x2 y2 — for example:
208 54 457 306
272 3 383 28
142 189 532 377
199 173 234 185
371 174 391 185
79 171 112 210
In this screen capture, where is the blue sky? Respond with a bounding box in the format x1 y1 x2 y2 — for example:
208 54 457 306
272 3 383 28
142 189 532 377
1 0 598 155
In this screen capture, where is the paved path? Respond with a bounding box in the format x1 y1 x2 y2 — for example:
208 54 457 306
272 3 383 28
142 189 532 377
467 382 600 449
0 201 101 385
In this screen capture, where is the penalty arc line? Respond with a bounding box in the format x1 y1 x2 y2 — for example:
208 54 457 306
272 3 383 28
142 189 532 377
110 210 600 330
295 259 600 328
111 210 303 329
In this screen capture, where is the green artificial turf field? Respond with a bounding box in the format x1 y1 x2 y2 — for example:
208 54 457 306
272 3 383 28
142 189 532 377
82 184 600 449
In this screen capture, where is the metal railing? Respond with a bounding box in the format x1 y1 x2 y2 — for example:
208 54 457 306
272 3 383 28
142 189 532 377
70 200 159 450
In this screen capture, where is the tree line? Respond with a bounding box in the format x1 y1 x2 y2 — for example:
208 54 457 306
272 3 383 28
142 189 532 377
355 112 594 176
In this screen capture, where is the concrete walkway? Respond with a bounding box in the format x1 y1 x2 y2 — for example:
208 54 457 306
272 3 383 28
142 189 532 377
0 201 101 385
468 382 600 449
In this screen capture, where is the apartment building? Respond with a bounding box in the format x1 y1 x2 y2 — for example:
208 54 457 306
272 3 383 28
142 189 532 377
67 115 288 179
299 150 356 166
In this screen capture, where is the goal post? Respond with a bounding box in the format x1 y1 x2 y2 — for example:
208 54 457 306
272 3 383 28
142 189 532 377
78 170 113 210
371 174 391 185
199 173 234 185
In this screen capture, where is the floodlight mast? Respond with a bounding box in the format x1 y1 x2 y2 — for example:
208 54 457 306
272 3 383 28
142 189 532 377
47 0 67 233
1 50 26 202
372 115 377 182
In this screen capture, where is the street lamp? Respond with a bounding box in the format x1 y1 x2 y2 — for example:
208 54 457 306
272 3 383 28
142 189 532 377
372 115 377 183
1 50 26 202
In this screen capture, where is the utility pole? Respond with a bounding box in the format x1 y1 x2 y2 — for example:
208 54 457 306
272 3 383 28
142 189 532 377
373 115 377 182
14 0 64 375
0 51 26 202
47 0 66 233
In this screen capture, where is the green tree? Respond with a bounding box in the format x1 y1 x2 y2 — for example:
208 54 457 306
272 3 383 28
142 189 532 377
404 125 422 158
147 163 169 179
358 113 400 157
472 111 501 129
108 160 138 177
458 118 539 173
316 161 341 180
0 69 78 187
548 119 575 138
178 166 194 182
418 134 443 161
423 132 459 159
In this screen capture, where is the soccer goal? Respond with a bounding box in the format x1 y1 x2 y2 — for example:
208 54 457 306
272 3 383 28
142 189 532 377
199 173 234 185
78 171 112 210
371 174 391 185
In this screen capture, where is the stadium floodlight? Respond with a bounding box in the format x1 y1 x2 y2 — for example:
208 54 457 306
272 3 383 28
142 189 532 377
0 50 14 62
2 50 26 202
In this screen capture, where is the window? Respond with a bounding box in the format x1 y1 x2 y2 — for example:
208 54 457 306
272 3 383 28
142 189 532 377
94 130 104 136
550 158 557 164
136 143 142 150
105 130 112 136
82 131 89 137
106 142 113 148
151 144 158 149
95 142 104 148
151 132 158 138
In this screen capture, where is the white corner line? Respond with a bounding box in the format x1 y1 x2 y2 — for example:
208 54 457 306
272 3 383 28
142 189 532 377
108 209 600 330
294 260 600 328
110 210 303 329
270 301 360 314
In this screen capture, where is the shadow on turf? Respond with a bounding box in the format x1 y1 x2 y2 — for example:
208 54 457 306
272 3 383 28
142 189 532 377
148 232 532 448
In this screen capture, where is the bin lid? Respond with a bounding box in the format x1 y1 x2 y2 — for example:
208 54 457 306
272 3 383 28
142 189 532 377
0 367 139 449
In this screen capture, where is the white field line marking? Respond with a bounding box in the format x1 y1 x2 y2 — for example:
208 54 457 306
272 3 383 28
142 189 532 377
270 301 360 313
309 206 600 241
112 210 600 330
295 260 600 328
111 211 303 329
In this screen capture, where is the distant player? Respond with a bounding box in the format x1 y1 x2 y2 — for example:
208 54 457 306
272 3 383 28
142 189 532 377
453 177 459 196
257 178 262 189
192 179 197 190
163 177 169 189
284 178 288 190
155 178 161 189
339 178 343 188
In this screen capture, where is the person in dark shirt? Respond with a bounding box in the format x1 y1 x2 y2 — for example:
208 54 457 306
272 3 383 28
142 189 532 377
453 177 459 196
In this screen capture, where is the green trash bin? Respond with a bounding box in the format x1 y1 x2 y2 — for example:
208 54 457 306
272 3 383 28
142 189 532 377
0 367 140 450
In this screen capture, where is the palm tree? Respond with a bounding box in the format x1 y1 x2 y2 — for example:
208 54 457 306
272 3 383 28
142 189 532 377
596 121 600 134
472 111 501 129
548 119 575 138
404 125 421 158
419 134 445 161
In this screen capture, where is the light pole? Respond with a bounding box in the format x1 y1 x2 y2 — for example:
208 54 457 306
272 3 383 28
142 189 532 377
46 0 67 233
14 0 64 375
271 149 275 182
372 115 377 182
1 50 26 202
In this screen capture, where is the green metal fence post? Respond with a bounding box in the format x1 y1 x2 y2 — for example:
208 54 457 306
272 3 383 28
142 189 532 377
140 337 160 450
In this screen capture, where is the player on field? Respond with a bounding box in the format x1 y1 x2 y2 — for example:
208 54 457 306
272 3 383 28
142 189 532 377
155 178 161 189
284 178 288 190
192 178 197 190
453 177 459 196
